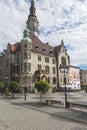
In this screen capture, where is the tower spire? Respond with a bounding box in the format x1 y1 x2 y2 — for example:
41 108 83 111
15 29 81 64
26 0 39 35
30 0 36 16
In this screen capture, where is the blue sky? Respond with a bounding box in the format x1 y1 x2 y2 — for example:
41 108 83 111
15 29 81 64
0 0 87 70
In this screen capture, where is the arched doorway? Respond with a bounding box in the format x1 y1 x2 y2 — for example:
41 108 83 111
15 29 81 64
41 75 47 82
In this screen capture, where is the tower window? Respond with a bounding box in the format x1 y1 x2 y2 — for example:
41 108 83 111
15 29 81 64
61 57 66 66
24 52 31 59
28 52 31 59
24 44 28 49
24 52 28 59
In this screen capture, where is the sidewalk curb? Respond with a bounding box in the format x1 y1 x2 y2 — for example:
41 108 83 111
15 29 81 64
19 102 87 125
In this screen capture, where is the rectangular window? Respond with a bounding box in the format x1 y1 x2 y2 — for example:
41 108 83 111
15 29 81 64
0 70 1 76
52 59 55 64
60 77 62 83
24 52 31 59
24 52 28 59
16 54 19 63
45 65 50 73
53 67 55 74
24 63 27 72
28 63 31 72
38 64 41 70
28 52 31 59
45 57 49 63
38 55 41 61
61 57 66 66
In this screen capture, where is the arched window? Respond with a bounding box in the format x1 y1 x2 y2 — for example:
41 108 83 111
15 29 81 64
48 77 50 83
61 57 66 66
37 76 40 81
45 65 50 73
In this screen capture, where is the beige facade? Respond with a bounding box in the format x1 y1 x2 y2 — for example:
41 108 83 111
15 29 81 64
0 0 70 92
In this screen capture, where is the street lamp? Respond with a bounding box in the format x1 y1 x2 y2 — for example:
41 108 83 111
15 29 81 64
24 74 27 101
59 64 69 109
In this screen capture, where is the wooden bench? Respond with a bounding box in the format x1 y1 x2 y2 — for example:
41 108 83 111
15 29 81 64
50 100 63 106
69 102 87 112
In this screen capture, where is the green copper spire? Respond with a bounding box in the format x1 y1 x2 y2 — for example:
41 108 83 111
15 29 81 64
31 0 35 5
22 28 32 43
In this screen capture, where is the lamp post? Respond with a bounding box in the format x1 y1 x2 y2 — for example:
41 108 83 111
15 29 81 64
24 74 27 101
59 65 69 109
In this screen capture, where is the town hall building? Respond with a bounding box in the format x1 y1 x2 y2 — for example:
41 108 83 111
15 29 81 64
0 0 80 92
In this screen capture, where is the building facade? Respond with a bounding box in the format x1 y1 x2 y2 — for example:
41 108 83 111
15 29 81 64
0 0 76 92
80 70 87 86
69 66 80 90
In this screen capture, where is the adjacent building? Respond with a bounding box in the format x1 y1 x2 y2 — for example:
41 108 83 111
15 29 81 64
0 0 81 92
80 70 87 86
69 66 80 90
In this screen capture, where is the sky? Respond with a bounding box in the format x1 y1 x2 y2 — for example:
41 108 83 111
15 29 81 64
0 0 87 70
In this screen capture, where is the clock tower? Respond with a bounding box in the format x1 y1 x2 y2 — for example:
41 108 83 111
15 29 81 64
26 0 39 35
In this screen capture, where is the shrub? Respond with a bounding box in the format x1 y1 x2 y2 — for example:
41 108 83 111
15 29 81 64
35 80 50 94
0 82 4 92
35 80 50 104
9 82 19 93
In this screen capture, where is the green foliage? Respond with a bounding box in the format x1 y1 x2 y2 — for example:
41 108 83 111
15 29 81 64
0 82 4 92
81 85 87 89
81 85 87 92
9 82 19 93
35 80 50 93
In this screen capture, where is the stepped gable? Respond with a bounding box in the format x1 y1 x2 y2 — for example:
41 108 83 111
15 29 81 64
54 45 61 55
9 42 20 53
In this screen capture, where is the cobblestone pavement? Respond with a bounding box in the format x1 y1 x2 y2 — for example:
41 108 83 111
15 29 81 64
0 99 87 130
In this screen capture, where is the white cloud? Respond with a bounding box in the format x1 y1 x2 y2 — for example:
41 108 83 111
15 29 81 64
0 0 87 68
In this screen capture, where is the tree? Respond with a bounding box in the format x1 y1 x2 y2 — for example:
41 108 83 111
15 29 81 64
0 81 4 93
9 82 19 94
82 85 87 93
35 80 50 104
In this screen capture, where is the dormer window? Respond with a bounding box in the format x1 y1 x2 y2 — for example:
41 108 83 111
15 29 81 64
35 44 39 49
50 49 53 54
43 47 46 52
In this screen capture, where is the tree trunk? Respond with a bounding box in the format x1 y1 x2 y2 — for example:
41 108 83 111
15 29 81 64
40 92 43 104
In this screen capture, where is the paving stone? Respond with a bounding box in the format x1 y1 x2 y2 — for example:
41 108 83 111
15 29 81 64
0 99 87 130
